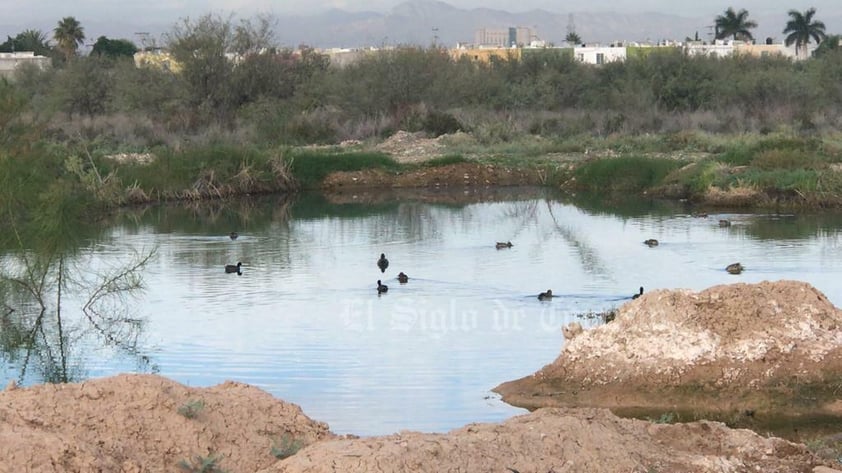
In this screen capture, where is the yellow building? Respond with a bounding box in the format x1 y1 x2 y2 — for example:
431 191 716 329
133 49 182 73
449 47 521 63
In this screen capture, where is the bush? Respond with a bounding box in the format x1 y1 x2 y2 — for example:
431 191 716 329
422 111 463 137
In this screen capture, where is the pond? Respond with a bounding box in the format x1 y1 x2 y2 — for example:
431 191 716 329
3 187 842 436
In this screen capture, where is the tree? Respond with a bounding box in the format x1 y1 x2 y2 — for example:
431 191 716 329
783 8 827 59
813 34 841 57
53 16 85 61
714 7 757 42
91 36 138 58
565 32 582 45
0 29 52 56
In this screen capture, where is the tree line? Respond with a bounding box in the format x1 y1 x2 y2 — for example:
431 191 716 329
1 10 841 148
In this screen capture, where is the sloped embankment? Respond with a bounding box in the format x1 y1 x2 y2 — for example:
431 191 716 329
495 280 842 420
0 374 333 472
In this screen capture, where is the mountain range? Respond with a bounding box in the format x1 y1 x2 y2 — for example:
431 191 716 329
271 0 842 48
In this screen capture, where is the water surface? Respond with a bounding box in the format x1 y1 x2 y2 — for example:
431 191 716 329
3 188 842 436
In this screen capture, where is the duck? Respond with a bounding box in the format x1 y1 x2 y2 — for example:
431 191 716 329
397 272 409 284
377 253 389 273
496 241 513 249
229 231 239 240
538 289 553 301
632 286 644 299
377 280 389 294
224 262 242 275
726 262 744 274
719 219 731 227
644 239 659 247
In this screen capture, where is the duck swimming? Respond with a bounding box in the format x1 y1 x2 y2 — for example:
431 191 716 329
229 231 239 240
726 262 744 274
538 289 553 301
719 219 731 227
377 280 389 294
644 239 659 247
397 272 409 284
632 286 644 299
377 253 389 273
225 262 242 275
496 241 513 249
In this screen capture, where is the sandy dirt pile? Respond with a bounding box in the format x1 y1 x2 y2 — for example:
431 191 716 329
0 374 332 473
495 280 842 415
267 407 823 473
373 130 449 164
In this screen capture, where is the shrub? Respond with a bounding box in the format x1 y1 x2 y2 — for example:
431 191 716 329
177 399 205 419
271 434 304 459
422 111 463 137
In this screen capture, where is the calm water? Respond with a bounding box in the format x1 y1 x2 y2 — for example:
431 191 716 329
3 188 842 436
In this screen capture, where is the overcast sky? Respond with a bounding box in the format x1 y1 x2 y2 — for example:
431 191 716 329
2 0 840 42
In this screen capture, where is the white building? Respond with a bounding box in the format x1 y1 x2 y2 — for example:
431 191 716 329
0 52 51 79
574 46 627 65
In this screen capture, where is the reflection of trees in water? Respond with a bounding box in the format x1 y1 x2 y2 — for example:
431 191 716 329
543 200 610 277
0 247 155 385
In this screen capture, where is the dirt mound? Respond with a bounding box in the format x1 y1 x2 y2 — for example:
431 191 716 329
266 407 822 473
0 374 332 473
374 130 447 163
495 280 842 423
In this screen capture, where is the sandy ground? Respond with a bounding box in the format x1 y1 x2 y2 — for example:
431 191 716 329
0 374 830 473
495 281 842 435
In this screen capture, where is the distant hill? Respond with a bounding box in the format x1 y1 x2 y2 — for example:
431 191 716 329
272 0 842 49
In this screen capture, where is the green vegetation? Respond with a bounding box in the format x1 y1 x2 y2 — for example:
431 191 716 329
573 157 684 193
178 454 227 473
286 151 398 188
1 11 842 224
271 434 304 459
177 399 206 419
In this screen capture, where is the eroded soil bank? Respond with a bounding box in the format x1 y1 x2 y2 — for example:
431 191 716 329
495 281 842 440
0 375 832 473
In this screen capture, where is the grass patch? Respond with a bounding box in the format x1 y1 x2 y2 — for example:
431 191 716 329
572 156 684 193
286 150 398 188
419 154 469 167
177 399 205 419
271 434 304 459
178 454 227 473
646 411 679 424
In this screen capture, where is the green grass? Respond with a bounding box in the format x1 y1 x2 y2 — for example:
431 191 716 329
285 150 398 188
271 434 304 459
177 399 205 419
418 154 469 167
178 454 227 473
572 156 685 192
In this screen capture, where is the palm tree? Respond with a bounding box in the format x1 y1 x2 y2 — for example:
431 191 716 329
714 7 757 42
783 8 826 59
53 16 85 60
565 32 582 45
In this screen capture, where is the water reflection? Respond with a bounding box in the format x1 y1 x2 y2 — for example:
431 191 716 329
3 188 842 437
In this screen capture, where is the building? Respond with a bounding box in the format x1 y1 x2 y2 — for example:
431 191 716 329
474 27 535 48
0 52 51 79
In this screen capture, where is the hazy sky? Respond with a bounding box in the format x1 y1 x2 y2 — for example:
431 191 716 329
2 0 840 44
3 0 842 20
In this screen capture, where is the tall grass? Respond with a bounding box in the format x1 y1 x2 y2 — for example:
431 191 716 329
285 151 398 188
572 156 685 192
